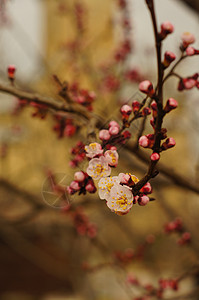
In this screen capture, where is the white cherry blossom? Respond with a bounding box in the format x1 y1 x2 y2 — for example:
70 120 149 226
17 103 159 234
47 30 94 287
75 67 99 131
106 183 134 214
85 142 103 158
98 176 119 200
87 156 111 180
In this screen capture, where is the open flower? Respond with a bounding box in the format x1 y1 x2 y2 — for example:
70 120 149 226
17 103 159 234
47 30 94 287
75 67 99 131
87 156 111 180
104 150 119 167
118 173 139 186
85 142 103 158
98 176 119 200
106 183 133 214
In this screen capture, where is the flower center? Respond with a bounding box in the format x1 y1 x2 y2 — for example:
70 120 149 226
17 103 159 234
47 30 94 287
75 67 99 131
90 143 96 150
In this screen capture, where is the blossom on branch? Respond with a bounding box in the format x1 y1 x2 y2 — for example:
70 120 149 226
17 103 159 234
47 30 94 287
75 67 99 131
87 156 111 180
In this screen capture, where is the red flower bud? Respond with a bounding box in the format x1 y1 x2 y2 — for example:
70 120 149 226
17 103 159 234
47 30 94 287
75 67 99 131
163 51 176 67
7 65 16 79
162 137 176 150
164 98 178 113
132 100 141 113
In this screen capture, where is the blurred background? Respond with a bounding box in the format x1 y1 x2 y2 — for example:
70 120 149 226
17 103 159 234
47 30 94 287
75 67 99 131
0 0 199 299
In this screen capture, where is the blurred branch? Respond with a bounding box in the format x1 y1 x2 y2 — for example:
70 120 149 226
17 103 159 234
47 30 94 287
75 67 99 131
0 81 91 121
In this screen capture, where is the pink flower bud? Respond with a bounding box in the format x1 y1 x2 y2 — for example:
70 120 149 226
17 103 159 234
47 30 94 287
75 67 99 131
184 78 196 89
181 32 195 48
70 180 80 191
163 51 176 67
139 136 149 148
139 80 154 96
109 121 120 128
74 171 86 182
109 126 120 135
67 186 75 195
138 195 150 206
132 100 141 113
150 152 160 161
186 46 195 56
120 104 132 116
164 98 178 113
140 182 152 194
99 129 111 141
85 183 96 193
162 137 176 150
160 21 174 37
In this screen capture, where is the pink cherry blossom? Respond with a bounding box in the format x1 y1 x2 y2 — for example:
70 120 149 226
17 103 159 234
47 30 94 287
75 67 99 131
87 156 111 180
85 142 103 158
104 150 119 166
109 125 120 135
98 176 119 200
99 129 111 141
106 183 133 214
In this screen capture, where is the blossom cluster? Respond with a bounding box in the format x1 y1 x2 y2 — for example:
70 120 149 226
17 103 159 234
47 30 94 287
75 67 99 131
69 134 152 215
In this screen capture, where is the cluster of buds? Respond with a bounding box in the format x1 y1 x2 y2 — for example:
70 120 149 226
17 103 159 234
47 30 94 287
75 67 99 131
138 95 177 160
30 102 48 119
13 98 28 115
134 182 153 206
159 21 174 40
178 73 199 91
114 248 134 265
99 121 131 147
74 1 86 32
64 207 97 239
53 116 77 138
114 39 132 62
164 218 191 246
70 141 86 168
69 83 96 111
102 74 120 92
125 68 145 83
67 171 96 195
156 278 179 298
164 218 183 233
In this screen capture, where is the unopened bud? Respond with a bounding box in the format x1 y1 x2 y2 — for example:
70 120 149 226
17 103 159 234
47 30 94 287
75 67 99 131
139 80 154 96
162 137 176 150
163 51 176 67
164 98 178 113
150 152 160 161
